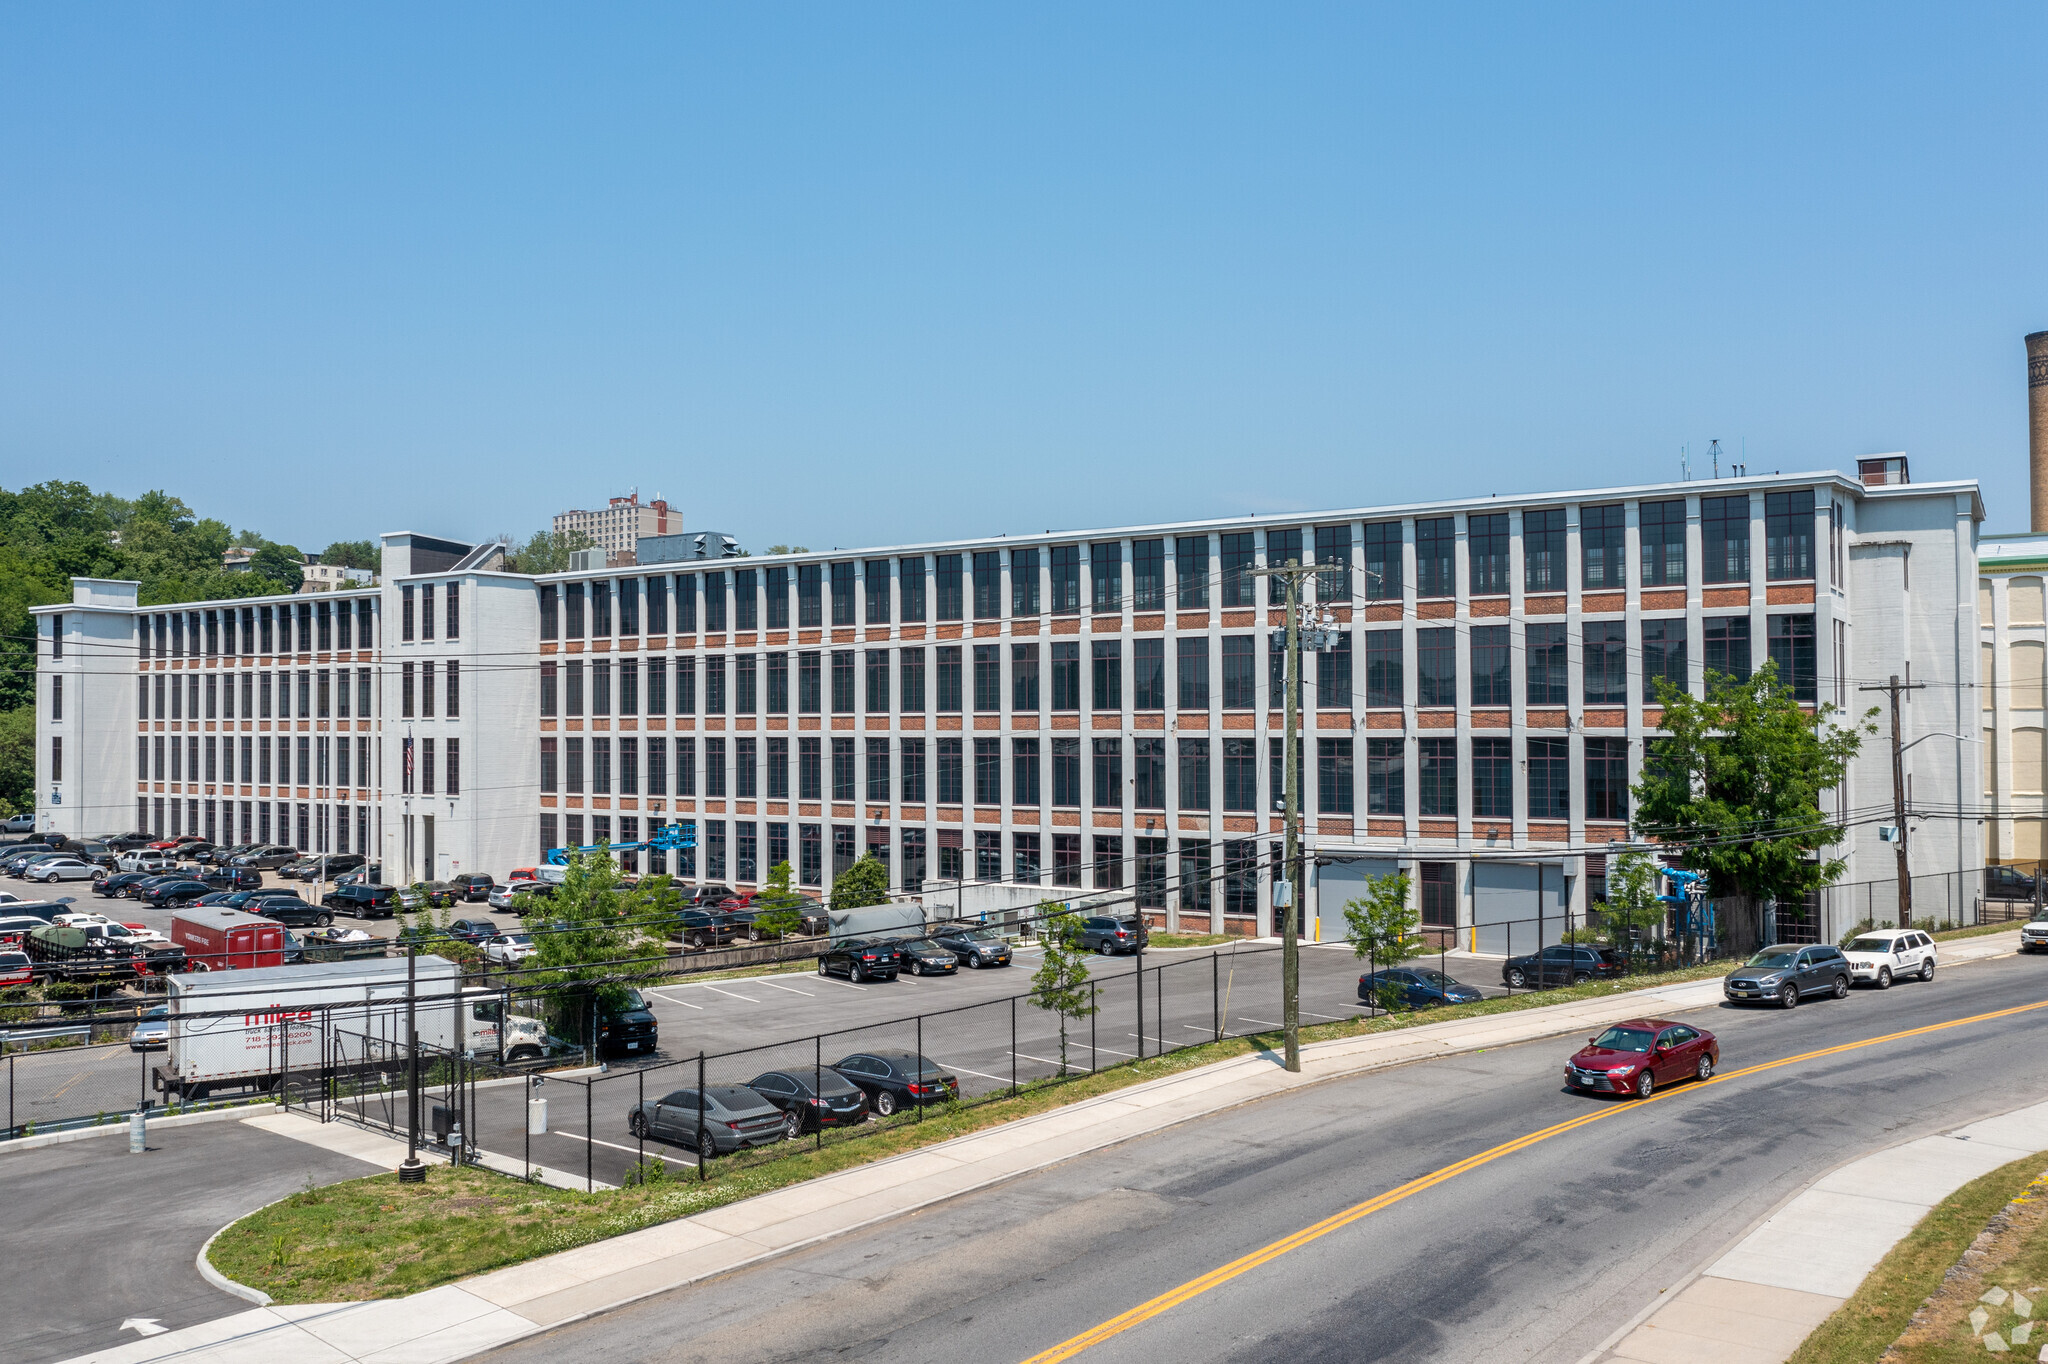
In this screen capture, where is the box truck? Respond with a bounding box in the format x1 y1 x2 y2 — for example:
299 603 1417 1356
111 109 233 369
151 956 560 1100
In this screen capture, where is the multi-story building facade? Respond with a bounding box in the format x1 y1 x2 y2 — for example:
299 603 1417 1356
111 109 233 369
30 469 1982 945
1978 531 2048 869
553 493 675 558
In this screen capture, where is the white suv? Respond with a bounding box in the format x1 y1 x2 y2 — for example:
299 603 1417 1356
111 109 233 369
1841 928 1938 988
2021 917 2048 953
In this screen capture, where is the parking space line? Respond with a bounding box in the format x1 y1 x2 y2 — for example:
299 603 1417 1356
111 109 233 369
759 981 814 997
643 991 703 1009
701 985 761 1003
550 1129 700 1165
1012 1052 1068 1067
1237 1017 1282 1028
810 974 868 991
937 1060 1015 1083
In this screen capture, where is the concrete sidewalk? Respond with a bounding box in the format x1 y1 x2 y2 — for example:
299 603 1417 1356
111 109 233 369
62 930 2024 1364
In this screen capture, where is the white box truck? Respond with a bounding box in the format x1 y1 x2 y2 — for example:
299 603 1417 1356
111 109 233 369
152 956 558 1100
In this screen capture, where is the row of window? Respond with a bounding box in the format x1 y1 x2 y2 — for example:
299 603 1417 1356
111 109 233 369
139 796 371 857
139 597 377 660
536 733 1630 820
535 614 1817 717
141 733 382 790
535 493 1822 641
398 583 460 643
139 668 378 722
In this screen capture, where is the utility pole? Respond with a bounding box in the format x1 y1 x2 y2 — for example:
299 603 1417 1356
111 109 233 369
399 941 424 1183
1860 675 1926 929
1252 557 1321 1074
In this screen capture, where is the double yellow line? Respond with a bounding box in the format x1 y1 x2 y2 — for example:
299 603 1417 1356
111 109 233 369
1022 997 2048 1364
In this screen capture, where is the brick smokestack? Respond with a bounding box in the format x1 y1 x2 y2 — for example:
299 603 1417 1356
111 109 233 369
2032 331 2048 531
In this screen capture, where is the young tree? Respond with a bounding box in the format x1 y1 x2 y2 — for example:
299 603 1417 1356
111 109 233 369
1029 909 1098 1074
752 860 806 938
1342 871 1424 1013
504 528 594 575
248 543 304 593
524 847 668 1045
1636 663 1874 922
319 539 380 571
829 853 890 912
1599 848 1663 952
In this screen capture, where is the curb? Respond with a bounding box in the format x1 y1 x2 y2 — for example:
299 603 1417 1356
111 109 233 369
0 1101 282 1155
197 1219 275 1307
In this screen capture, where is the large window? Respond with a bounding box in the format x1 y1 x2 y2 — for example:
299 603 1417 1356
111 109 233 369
1702 495 1750 583
1176 536 1209 609
1469 513 1509 595
1471 625 1510 706
1415 518 1455 598
1367 739 1404 815
1524 508 1567 592
831 737 855 801
1012 644 1040 711
1134 737 1166 809
1092 738 1122 808
1316 634 1352 709
1179 739 1210 809
1317 739 1354 814
1132 539 1165 610
1472 737 1511 818
1091 543 1122 612
830 651 854 713
1315 525 1351 601
937 739 963 804
936 647 962 713
1766 490 1815 580
1419 738 1457 817
973 552 1003 619
1011 548 1040 616
1220 532 1256 607
1223 738 1257 811
1051 642 1080 711
763 567 786 630
1581 504 1627 590
1050 545 1080 615
936 554 963 621
1768 613 1817 700
831 562 857 626
1365 630 1403 708
1053 737 1081 807
1013 738 1040 806
865 650 890 712
1703 615 1751 680
1417 627 1456 707
900 739 924 803
1585 738 1629 821
797 563 822 627
1266 528 1302 602
1527 737 1569 819
1177 637 1209 710
1640 499 1686 586
1092 641 1122 711
1222 636 1256 709
1133 638 1166 710
1583 621 1628 705
732 570 756 631
1527 623 1568 704
974 738 1001 805
1363 521 1402 601
1642 618 1687 704
704 572 728 632
864 561 891 624
899 557 926 622
973 645 1001 712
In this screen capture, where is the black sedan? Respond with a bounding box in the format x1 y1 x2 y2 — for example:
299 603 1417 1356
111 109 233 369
232 845 301 870
139 878 212 907
931 924 1013 968
195 887 303 910
628 1085 786 1156
446 918 499 944
247 899 334 928
831 1051 958 1117
744 1069 871 1138
818 939 899 982
894 938 961 977
1358 967 1484 1010
676 908 741 949
1501 944 1627 988
95 871 160 900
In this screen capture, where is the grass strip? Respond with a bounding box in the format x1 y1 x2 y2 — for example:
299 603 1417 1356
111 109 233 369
212 958 1739 1302
1787 1151 2047 1364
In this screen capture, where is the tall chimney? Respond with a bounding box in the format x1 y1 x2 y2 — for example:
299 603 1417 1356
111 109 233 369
2031 331 2048 530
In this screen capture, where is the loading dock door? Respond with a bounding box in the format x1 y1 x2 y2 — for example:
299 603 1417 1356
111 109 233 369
1473 863 1567 956
1314 858 1400 938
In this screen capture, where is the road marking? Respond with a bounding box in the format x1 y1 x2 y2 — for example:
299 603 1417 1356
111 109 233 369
642 991 704 1009
120 1318 167 1337
553 1127 701 1165
1236 1017 1282 1028
938 1060 1017 1083
700 985 761 1003
1020 995 2048 1364
759 980 814 997
810 973 869 991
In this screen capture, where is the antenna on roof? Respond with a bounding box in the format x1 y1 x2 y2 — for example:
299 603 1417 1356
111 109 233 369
1681 444 1691 482
1709 439 1722 479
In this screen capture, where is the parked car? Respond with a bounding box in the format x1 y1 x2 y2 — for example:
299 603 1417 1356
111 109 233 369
510 883 558 914
0 950 31 986
688 883 734 908
1840 929 1938 988
1 813 35 834
744 1068 870 1138
1988 865 2039 901
95 871 160 899
818 938 900 982
62 842 119 869
2023 916 2048 954
483 933 535 966
193 843 249 866
114 922 169 945
416 881 460 908
247 899 334 928
322 883 400 919
202 887 304 911
280 853 365 882
1723 943 1853 1007
931 924 1013 968
147 835 206 853
164 843 223 866
231 845 301 870
25 857 104 885
830 1051 958 1117
3 849 68 878
333 863 383 888
202 867 265 892
487 883 524 911
100 831 156 851
628 1086 786 1156
1565 1019 1719 1098
895 937 961 977
140 878 212 906
504 866 542 886
451 873 495 902
446 918 499 945
1358 967 1484 1009
129 1005 171 1051
677 907 741 949
1501 944 1627 989
1074 915 1149 956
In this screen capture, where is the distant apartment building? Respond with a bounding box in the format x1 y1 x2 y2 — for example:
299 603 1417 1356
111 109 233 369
30 469 1982 947
554 493 676 557
301 558 376 593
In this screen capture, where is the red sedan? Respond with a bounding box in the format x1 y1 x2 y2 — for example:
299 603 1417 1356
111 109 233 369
1565 1017 1719 1099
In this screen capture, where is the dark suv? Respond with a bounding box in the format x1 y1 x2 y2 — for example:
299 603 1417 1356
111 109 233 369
676 907 741 949
1502 944 1627 988
202 867 264 892
1987 865 2039 902
819 939 900 982
1074 916 1149 955
247 899 333 928
321 883 399 919
451 873 495 902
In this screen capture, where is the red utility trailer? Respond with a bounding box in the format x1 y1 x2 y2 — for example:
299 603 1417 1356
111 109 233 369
171 906 287 971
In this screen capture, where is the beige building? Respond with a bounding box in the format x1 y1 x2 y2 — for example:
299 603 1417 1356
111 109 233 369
553 493 676 556
1979 533 2048 869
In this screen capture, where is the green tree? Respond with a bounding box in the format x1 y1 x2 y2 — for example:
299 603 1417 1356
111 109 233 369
248 543 304 592
0 706 31 813
1028 909 1098 1074
764 544 811 555
1635 663 1874 915
504 528 594 575
524 847 668 1044
1599 848 1663 952
319 539 380 571
829 853 890 912
752 860 805 938
1343 870 1423 966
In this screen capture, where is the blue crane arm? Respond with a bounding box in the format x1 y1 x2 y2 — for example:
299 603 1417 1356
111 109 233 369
543 823 696 866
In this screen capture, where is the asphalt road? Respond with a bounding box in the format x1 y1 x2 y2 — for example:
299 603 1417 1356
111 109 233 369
478 949 2048 1364
0 1118 376 1364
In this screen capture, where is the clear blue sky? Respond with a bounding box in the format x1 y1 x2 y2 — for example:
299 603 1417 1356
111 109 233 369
4 4 2045 551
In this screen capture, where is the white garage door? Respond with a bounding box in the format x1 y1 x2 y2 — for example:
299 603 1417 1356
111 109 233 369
1473 863 1568 956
